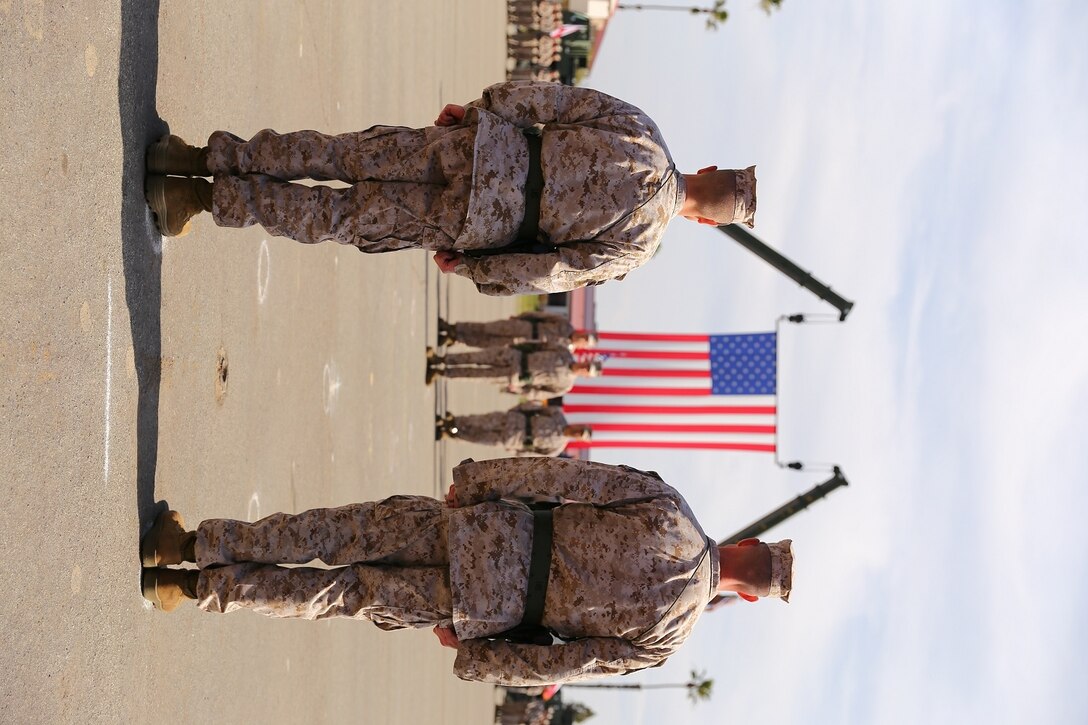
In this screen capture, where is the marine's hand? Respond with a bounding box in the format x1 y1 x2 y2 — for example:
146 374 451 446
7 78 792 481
435 104 466 126
445 484 458 508
433 625 460 649
433 250 462 273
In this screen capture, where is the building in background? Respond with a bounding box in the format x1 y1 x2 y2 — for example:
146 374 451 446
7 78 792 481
507 0 616 85
542 288 596 336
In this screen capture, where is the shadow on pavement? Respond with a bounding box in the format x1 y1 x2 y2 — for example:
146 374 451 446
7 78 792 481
118 0 168 531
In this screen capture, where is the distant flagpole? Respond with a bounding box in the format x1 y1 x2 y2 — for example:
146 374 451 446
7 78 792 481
717 224 855 321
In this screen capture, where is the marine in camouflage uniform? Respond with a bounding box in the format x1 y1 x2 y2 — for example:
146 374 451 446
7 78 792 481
431 342 586 400
141 458 793 685
439 402 587 457
144 81 757 295
440 311 578 349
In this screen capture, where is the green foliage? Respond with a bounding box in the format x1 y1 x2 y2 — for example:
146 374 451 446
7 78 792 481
686 669 715 704
618 1 785 30
691 1 729 30
569 702 597 722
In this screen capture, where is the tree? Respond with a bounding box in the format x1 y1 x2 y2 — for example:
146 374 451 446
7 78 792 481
616 1 784 30
568 702 597 722
616 2 729 30
563 669 715 705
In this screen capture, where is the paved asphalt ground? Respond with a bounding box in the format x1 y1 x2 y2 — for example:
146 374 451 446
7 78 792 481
1 2 519 723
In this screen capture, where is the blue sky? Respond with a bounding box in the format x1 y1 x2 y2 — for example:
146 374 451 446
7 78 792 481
571 2 1088 723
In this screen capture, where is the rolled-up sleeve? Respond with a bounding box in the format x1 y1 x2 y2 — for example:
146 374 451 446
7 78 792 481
455 240 644 296
453 458 679 507
466 81 644 128
454 636 663 685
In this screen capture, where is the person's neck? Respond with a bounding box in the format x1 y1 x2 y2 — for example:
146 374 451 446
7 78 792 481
717 544 770 596
679 173 702 217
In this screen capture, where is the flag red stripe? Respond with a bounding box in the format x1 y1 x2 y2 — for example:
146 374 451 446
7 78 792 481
588 423 776 434
569 385 711 397
563 404 776 415
601 368 710 378
593 349 708 360
596 332 711 343
566 440 776 452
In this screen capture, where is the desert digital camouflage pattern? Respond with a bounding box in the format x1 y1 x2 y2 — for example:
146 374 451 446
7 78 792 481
456 81 683 295
206 80 682 295
189 459 718 686
207 127 491 251
442 343 577 400
452 402 570 456
452 311 576 348
449 458 720 685
195 496 455 629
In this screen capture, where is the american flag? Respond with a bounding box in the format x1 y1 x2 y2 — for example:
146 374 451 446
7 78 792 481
564 331 777 453
549 23 586 39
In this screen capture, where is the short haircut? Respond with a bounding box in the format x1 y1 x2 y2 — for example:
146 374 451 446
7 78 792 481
695 169 738 225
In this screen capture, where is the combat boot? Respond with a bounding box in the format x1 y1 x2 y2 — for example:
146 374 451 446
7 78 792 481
141 510 197 567
425 347 445 385
146 134 211 176
435 413 458 440
443 413 458 436
141 569 198 613
437 318 456 347
144 176 213 237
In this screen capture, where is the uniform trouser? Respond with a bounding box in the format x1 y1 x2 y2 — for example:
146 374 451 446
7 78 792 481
451 411 523 449
508 31 548 46
442 347 520 381
509 69 557 82
452 320 535 349
195 496 453 628
206 127 476 252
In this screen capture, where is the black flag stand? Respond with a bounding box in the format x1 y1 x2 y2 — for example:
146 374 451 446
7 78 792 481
706 467 850 609
774 314 844 473
718 466 849 545
718 224 855 321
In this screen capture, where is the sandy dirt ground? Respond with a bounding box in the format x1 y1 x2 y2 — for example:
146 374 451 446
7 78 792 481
0 1 523 722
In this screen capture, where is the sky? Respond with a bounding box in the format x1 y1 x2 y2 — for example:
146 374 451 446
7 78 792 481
569 2 1088 723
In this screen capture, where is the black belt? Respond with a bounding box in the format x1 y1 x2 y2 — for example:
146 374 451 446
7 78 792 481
458 128 556 260
530 319 540 340
519 351 531 383
520 508 554 628
522 410 538 447
490 504 558 645
514 129 545 243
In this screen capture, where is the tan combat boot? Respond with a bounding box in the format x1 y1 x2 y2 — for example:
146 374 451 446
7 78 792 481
144 176 213 237
437 318 456 347
141 510 197 567
146 134 211 176
425 347 445 385
141 569 198 612
435 413 458 440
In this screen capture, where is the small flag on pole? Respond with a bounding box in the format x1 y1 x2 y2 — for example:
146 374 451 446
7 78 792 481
564 331 777 453
549 23 586 39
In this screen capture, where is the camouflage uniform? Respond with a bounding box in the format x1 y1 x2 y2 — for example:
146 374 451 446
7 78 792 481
452 311 575 348
195 458 720 686
207 80 684 295
441 343 577 400
207 126 483 252
451 402 570 456
196 496 454 627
